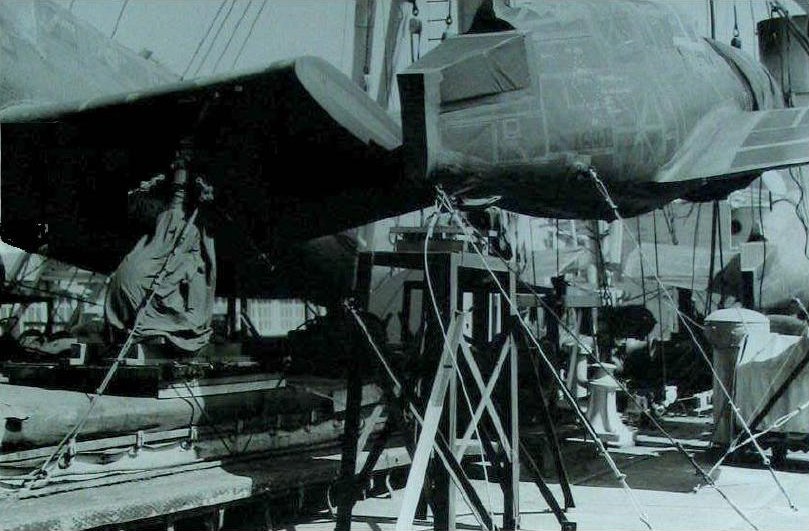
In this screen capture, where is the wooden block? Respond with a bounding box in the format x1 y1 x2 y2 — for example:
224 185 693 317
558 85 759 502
158 373 285 399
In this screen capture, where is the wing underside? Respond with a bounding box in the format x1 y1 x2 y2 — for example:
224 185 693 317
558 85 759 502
1 58 420 297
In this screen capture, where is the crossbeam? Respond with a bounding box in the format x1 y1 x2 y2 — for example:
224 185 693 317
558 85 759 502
455 335 513 459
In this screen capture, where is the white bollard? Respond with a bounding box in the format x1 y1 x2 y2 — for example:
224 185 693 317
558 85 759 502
586 363 636 446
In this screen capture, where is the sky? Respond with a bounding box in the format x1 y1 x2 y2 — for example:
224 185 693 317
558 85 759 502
55 0 807 81
54 0 355 77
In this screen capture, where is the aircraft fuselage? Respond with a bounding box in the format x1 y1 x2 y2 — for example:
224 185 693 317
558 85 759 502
400 0 782 218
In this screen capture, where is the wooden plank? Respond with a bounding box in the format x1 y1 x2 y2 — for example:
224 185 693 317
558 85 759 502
355 405 386 473
335 353 364 531
446 254 459 531
507 272 521 530
367 251 510 274
0 428 191 465
158 374 285 399
1 424 369 505
0 451 340 531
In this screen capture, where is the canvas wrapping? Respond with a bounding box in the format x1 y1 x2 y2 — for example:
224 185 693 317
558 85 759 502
104 205 216 353
735 332 809 433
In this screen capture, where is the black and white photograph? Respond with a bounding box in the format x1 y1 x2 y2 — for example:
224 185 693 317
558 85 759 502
1 1 809 529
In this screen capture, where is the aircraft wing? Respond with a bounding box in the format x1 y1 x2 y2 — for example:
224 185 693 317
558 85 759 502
657 106 809 198
1 57 422 297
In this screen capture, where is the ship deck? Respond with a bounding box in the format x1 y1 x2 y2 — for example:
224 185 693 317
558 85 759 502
2 416 808 530
298 416 809 531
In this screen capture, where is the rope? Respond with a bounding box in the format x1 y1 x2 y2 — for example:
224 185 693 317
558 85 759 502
24 207 202 486
180 380 236 456
43 265 81 331
586 168 798 511
787 167 809 259
433 190 654 530
435 189 760 530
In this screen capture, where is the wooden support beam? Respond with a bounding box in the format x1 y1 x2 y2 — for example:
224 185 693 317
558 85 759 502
356 404 386 472
395 316 463 530
505 270 521 529
535 373 575 509
519 439 575 530
454 336 512 459
335 355 364 531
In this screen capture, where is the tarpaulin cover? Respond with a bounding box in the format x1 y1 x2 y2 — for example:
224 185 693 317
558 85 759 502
104 206 215 353
734 331 809 433
408 32 529 105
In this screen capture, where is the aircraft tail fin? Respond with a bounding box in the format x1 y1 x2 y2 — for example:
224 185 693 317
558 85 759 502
658 106 809 200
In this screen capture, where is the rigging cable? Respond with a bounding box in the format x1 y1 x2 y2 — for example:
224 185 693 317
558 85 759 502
441 0 453 40
213 0 254 73
637 217 647 306
443 198 764 530
717 201 726 306
587 168 798 511
778 4 794 106
43 266 81 332
758 181 767 308
110 0 130 39
433 191 654 531
530 218 539 286
690 203 703 294
230 0 270 70
193 0 238 77
790 167 809 258
182 0 229 79
705 202 719 316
